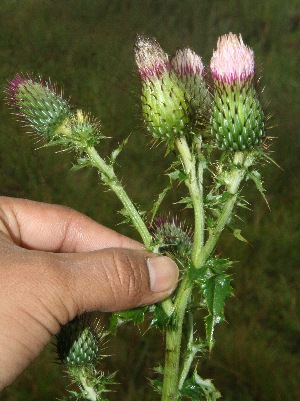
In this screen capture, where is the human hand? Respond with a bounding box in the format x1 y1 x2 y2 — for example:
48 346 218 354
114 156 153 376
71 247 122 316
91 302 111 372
0 197 178 390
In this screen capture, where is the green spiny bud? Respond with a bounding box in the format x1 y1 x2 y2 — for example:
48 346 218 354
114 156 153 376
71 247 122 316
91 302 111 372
56 315 104 367
210 33 265 151
150 215 193 258
170 47 210 125
134 35 190 143
70 109 103 148
6 74 72 140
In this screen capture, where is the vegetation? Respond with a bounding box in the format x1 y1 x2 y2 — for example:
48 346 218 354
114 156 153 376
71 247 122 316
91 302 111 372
0 1 299 400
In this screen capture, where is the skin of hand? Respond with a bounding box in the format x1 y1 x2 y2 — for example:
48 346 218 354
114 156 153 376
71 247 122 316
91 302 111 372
0 196 179 390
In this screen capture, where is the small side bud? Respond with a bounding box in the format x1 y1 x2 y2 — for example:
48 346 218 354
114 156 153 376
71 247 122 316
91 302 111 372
210 33 265 151
150 215 193 258
70 110 103 148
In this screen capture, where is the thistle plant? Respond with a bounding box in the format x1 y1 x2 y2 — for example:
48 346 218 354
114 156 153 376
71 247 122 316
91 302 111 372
6 32 273 401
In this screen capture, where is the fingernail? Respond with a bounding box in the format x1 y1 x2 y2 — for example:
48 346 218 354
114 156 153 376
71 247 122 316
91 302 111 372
147 256 179 293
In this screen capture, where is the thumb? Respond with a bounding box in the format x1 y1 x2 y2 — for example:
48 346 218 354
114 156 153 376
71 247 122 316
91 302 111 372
0 246 178 389
58 248 179 317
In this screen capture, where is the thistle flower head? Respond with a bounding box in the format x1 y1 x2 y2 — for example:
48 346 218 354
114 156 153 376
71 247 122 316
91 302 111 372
6 74 28 99
210 33 254 84
134 34 169 80
210 33 264 151
171 48 210 125
135 35 190 143
170 48 204 77
56 315 106 367
150 214 193 258
6 74 72 139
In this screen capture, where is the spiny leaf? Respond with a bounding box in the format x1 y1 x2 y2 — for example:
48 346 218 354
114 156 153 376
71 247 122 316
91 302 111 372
232 228 249 244
180 370 221 401
247 170 270 209
198 271 232 350
71 157 93 171
150 183 172 223
203 257 232 274
109 137 129 164
175 196 193 208
150 303 172 330
109 307 148 333
167 168 187 183
118 206 146 226
204 274 232 350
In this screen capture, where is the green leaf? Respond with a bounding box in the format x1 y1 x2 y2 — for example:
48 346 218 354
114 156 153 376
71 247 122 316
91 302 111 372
71 157 93 171
118 205 146 226
109 137 129 164
109 307 148 333
150 379 163 394
200 272 232 350
150 183 172 223
180 370 221 401
167 168 187 183
247 170 270 209
204 257 232 274
150 303 172 330
232 228 249 244
175 196 193 208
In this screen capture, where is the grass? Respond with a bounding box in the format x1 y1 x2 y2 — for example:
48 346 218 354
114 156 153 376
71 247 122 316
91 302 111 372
0 0 299 400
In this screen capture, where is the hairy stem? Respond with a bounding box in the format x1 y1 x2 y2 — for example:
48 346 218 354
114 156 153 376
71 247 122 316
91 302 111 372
78 369 98 401
86 146 174 316
86 146 152 248
175 136 205 265
178 314 204 390
161 151 250 400
161 276 192 401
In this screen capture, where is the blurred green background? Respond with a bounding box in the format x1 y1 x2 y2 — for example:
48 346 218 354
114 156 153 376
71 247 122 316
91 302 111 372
0 0 299 400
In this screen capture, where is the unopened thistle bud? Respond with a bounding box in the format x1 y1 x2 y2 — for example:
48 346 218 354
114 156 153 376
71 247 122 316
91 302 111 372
150 215 193 258
134 35 190 143
170 48 209 123
6 74 72 140
56 316 105 367
6 75 102 149
210 33 265 151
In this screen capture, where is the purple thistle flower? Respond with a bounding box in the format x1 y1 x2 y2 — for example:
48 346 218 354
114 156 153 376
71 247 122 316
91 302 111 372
210 33 265 151
134 35 191 143
134 34 169 81
171 48 209 123
6 74 28 104
210 33 254 84
170 48 204 77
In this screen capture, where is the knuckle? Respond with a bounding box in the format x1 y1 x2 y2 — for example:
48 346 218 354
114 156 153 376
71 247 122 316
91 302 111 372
104 248 148 307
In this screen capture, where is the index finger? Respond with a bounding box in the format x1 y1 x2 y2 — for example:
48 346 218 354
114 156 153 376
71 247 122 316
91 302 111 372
0 196 143 252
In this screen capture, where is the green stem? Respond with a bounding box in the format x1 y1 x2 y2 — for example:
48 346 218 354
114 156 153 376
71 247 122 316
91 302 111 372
175 137 205 265
161 136 206 401
196 162 247 271
78 369 98 401
161 152 249 401
86 146 152 249
86 146 174 317
161 276 192 401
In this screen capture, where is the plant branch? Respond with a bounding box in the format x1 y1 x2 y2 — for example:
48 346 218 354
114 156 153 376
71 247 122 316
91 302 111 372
178 314 204 390
86 146 153 249
175 136 205 266
161 150 251 400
